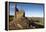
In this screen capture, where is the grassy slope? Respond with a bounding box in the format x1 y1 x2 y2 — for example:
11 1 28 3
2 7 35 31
27 17 44 25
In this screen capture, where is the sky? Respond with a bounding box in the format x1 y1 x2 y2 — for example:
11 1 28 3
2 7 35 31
9 3 44 17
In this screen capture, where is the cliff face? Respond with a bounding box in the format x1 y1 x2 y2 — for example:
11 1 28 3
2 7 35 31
9 7 30 30
9 17 29 30
9 11 29 29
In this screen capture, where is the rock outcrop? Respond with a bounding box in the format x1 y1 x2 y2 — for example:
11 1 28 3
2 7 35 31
9 7 29 30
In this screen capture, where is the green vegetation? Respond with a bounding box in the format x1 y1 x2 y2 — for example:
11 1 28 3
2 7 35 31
27 17 44 25
9 15 14 22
